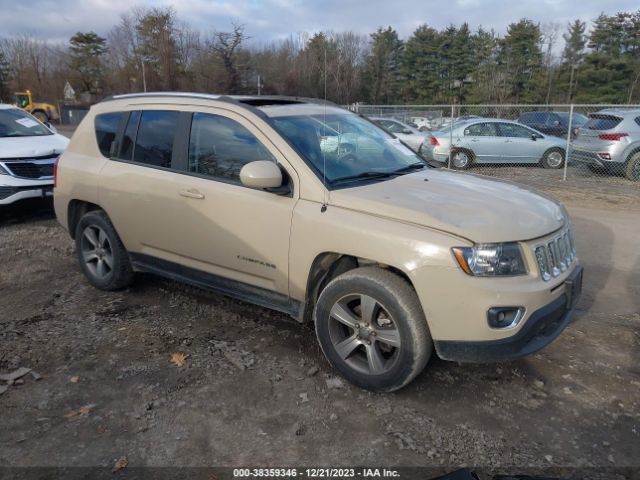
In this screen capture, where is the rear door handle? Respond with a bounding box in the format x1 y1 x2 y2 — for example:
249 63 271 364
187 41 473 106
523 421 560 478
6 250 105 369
179 189 205 199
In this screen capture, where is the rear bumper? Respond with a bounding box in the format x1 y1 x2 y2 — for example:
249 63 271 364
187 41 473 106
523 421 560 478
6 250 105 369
434 265 583 363
570 148 624 166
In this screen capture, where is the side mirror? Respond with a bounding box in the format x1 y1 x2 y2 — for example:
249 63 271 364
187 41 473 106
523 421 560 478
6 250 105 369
402 128 412 134
240 161 288 194
531 134 539 141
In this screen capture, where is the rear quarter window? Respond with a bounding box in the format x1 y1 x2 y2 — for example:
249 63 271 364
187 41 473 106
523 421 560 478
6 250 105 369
584 114 623 131
95 112 124 157
133 110 179 168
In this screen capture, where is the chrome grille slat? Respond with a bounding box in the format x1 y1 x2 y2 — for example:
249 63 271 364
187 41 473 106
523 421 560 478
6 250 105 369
535 227 576 281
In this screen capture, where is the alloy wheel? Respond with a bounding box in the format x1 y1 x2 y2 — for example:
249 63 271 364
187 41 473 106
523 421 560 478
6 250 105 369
452 151 470 168
547 151 563 168
327 294 401 375
80 225 114 280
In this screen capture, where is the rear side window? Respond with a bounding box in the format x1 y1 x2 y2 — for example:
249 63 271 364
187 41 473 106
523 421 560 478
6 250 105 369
464 122 498 136
188 112 276 183
95 112 123 157
133 111 179 168
584 114 623 131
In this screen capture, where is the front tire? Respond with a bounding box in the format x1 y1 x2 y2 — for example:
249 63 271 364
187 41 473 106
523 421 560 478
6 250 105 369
75 210 134 290
314 267 432 392
542 148 565 169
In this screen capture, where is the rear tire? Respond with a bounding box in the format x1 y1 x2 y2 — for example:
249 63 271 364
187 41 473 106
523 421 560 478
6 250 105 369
75 210 134 291
314 267 432 392
624 152 640 181
542 148 565 169
450 149 473 170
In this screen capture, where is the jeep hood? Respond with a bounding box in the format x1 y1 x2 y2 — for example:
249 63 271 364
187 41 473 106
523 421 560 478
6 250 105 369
0 133 69 159
328 169 565 243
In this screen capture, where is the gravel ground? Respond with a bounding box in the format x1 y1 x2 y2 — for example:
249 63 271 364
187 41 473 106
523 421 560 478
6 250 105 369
0 176 639 477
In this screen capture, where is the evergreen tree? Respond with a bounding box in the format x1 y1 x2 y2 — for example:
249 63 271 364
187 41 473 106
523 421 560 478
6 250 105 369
69 31 107 94
576 11 640 103
361 27 402 104
558 20 586 101
498 19 543 102
135 7 179 90
400 25 442 102
466 28 500 103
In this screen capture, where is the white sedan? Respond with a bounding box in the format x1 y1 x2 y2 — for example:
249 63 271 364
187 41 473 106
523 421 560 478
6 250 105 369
0 104 69 206
368 117 428 153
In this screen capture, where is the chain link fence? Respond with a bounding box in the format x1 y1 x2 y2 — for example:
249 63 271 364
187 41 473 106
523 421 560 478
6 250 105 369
349 104 640 202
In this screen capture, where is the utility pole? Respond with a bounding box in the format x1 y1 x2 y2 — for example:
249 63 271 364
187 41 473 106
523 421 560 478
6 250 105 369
257 74 261 96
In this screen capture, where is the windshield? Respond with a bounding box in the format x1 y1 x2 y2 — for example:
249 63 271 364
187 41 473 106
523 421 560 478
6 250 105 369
269 113 425 186
0 108 52 137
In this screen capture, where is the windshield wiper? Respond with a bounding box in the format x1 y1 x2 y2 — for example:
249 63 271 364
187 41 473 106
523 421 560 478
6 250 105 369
391 162 426 173
331 163 426 185
330 171 401 185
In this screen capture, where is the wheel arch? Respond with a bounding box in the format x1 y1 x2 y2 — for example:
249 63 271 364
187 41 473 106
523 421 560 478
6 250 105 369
300 252 416 323
67 200 103 239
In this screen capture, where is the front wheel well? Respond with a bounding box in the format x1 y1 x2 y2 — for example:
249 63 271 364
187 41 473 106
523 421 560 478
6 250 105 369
67 200 102 239
300 253 415 323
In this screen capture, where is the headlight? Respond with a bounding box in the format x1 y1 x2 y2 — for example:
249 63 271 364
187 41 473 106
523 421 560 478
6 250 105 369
452 243 527 276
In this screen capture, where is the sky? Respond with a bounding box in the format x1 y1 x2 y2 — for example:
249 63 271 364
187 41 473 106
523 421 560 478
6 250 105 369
0 0 637 45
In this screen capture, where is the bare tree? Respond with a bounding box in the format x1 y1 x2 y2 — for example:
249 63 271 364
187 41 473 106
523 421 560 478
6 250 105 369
209 22 247 93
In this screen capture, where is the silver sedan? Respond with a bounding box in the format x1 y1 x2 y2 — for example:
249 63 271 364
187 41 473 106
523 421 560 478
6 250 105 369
421 119 567 169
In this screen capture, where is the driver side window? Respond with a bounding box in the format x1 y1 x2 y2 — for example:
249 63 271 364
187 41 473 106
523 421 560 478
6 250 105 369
188 112 276 184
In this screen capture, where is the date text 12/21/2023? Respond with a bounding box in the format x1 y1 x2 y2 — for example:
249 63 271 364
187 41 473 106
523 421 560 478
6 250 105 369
232 468 401 478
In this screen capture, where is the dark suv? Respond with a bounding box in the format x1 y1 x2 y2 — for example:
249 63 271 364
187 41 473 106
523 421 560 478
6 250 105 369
518 111 588 139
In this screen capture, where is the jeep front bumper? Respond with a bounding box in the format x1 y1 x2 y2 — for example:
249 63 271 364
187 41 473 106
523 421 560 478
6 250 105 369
433 265 583 362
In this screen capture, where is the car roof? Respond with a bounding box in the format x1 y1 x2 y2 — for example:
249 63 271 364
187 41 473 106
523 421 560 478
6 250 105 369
593 108 640 116
97 92 346 118
103 92 333 108
0 104 18 110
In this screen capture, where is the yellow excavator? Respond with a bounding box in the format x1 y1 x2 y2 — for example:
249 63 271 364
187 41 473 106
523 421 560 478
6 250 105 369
14 90 60 123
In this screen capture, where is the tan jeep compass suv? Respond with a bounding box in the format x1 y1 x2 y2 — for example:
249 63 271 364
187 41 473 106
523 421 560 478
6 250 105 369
54 93 583 392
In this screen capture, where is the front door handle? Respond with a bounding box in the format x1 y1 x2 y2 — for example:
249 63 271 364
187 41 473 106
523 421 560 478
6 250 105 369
179 189 205 199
